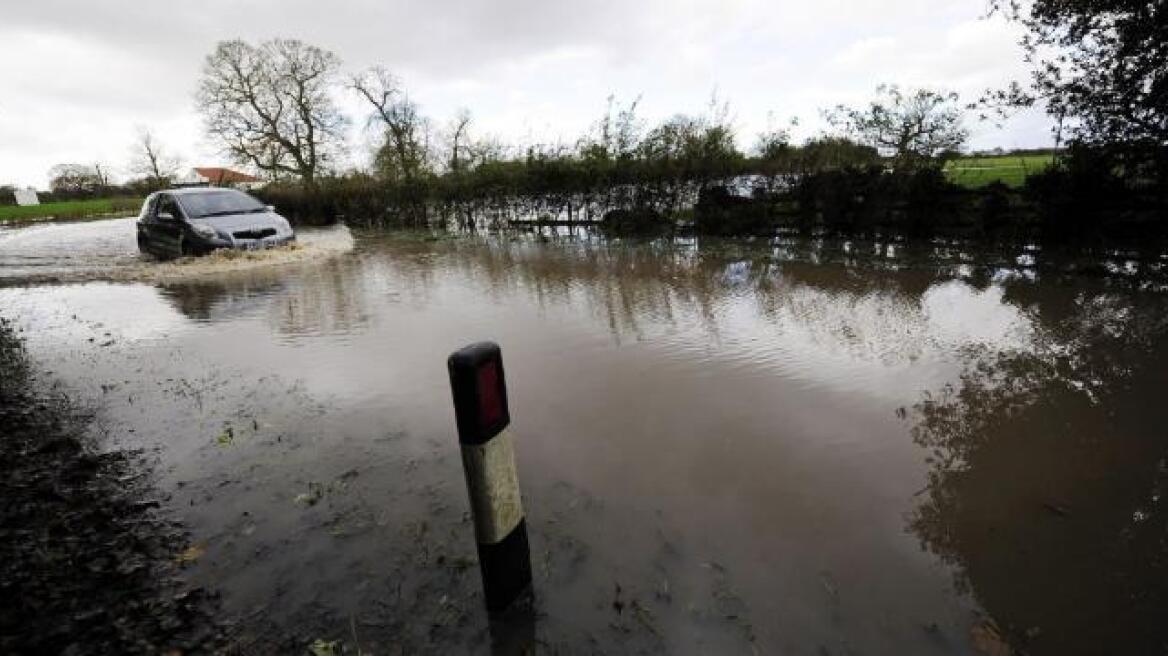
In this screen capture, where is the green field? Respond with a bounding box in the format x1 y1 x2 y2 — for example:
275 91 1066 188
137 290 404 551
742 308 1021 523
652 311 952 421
0 197 143 224
944 154 1056 189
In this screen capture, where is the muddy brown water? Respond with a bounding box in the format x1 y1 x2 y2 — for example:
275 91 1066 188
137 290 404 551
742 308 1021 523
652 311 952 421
2 217 1167 654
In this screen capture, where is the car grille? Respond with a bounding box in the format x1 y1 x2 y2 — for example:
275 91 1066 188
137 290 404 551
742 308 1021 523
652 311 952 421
233 228 277 240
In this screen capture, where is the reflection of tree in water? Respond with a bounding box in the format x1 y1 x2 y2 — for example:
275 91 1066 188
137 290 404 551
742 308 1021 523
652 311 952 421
909 284 1168 654
157 259 369 337
159 276 283 321
376 234 961 358
270 259 370 337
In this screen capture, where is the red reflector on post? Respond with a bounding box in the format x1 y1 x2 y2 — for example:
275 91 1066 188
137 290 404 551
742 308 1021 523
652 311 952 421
448 342 511 445
478 360 504 431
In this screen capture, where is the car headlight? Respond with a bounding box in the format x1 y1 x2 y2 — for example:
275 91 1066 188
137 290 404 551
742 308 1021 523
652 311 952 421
191 224 217 239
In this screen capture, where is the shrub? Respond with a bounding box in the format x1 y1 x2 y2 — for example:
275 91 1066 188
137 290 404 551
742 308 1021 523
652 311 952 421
693 186 773 236
600 208 672 236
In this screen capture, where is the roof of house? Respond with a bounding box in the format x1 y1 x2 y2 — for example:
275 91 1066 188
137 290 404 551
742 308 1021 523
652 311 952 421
166 187 247 196
193 167 262 183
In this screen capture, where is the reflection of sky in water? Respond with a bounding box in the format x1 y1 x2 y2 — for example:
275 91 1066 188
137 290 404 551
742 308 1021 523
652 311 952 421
0 283 190 342
922 281 1034 349
641 271 1038 401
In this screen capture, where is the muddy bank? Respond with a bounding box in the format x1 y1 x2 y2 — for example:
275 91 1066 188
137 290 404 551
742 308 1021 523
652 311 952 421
0 317 224 654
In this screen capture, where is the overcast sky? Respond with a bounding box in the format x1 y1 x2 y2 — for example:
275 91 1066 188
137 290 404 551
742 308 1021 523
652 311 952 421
0 0 1052 189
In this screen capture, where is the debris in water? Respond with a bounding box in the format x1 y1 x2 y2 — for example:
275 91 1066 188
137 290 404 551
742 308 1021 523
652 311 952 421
308 638 340 656
175 544 206 564
294 482 325 507
630 600 660 636
657 576 672 603
970 619 1011 655
819 571 839 601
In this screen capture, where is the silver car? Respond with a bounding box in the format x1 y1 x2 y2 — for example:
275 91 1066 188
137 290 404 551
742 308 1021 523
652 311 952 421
136 188 295 259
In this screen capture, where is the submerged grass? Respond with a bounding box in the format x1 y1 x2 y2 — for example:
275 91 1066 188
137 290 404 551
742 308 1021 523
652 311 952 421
0 197 143 224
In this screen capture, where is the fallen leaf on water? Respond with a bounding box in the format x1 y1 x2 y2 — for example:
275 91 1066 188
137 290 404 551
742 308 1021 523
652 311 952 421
971 619 1011 656
175 544 206 564
308 638 340 656
294 482 324 506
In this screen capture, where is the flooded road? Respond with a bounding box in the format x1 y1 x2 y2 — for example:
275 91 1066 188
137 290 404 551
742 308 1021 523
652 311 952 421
0 217 353 285
2 218 1167 654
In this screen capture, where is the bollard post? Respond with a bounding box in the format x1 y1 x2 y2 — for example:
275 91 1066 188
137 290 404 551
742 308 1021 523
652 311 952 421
447 342 532 614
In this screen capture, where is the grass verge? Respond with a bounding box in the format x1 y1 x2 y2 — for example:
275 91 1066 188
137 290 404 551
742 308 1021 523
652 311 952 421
0 197 143 224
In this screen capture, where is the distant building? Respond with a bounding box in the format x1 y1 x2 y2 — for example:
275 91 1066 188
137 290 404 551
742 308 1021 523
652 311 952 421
174 167 264 190
13 188 39 206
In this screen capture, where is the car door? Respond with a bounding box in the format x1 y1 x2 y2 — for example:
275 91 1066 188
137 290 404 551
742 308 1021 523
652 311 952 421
137 195 160 254
152 194 187 257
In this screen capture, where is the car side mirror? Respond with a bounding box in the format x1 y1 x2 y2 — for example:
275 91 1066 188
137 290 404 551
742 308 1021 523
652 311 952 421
265 205 275 212
157 212 175 222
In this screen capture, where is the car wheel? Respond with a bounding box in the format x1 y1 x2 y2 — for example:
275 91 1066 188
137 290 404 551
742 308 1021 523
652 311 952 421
177 235 188 259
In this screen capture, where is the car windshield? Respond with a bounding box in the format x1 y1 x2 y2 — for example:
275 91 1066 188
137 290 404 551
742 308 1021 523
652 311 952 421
179 191 266 219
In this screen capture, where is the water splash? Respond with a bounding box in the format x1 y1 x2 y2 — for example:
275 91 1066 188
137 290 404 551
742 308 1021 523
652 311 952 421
0 217 354 286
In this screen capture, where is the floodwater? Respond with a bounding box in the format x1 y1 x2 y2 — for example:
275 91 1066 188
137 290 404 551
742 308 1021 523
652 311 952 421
2 218 1167 654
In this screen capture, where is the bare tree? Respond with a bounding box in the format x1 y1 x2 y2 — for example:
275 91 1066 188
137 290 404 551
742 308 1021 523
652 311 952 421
444 108 473 174
826 85 968 170
579 95 644 162
93 163 111 189
48 163 105 195
128 127 180 187
469 135 507 165
196 39 346 184
350 67 431 183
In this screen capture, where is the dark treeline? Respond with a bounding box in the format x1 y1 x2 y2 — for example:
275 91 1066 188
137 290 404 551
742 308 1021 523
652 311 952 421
257 106 897 233
256 130 1166 246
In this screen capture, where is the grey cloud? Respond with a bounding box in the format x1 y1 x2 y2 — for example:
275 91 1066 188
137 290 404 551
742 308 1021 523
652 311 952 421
0 0 1052 187
1 0 659 78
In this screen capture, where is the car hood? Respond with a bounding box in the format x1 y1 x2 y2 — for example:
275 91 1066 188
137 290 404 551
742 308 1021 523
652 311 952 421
193 212 292 235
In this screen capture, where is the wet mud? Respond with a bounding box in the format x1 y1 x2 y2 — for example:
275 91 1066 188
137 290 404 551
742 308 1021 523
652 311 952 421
0 317 223 654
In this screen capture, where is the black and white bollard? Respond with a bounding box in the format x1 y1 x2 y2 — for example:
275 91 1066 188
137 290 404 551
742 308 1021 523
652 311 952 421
447 342 532 614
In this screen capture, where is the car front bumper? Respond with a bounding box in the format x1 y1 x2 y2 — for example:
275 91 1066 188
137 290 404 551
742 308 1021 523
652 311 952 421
229 233 296 251
199 233 296 252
